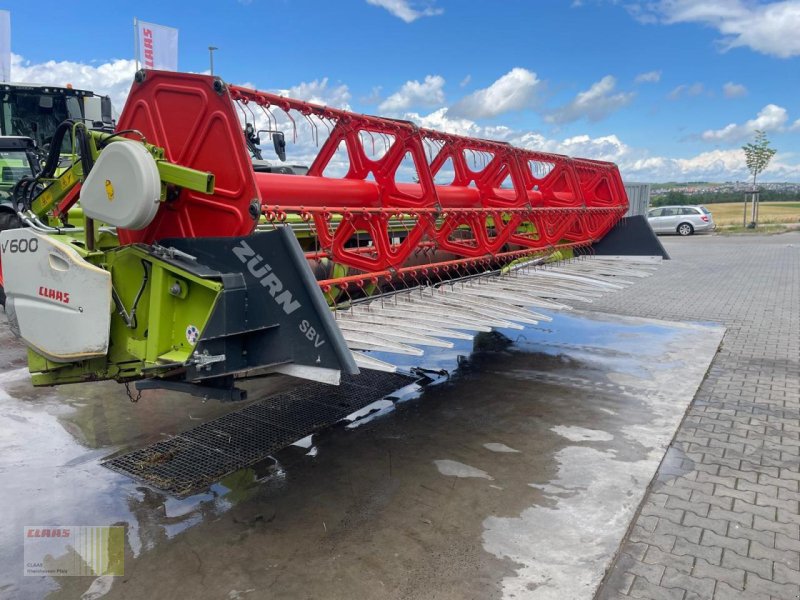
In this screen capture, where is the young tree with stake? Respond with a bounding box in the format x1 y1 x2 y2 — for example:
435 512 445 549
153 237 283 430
742 130 776 228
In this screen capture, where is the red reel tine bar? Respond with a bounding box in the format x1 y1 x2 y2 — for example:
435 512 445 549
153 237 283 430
113 70 628 291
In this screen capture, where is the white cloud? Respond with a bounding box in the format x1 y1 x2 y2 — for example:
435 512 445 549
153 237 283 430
459 74 471 88
281 78 351 109
404 107 484 137
626 0 800 58
449 68 542 119
722 82 747 98
403 106 799 182
360 85 383 105
635 70 661 83
378 75 445 113
624 148 800 182
11 52 797 183
545 75 633 124
10 53 136 115
668 82 705 100
365 0 443 23
701 104 789 143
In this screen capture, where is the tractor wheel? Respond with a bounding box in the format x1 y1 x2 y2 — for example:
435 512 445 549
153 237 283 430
677 222 693 237
0 211 24 308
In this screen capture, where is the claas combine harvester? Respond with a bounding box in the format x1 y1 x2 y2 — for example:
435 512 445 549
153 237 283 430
0 70 664 400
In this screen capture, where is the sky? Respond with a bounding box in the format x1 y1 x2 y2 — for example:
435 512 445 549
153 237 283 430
4 0 800 183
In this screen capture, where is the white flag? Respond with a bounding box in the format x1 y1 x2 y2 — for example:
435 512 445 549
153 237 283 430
0 11 10 82
135 19 178 71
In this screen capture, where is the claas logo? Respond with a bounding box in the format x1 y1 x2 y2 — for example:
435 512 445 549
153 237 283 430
27 528 71 538
38 286 70 304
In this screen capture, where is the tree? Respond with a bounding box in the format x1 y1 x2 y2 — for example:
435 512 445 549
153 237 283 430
742 130 776 227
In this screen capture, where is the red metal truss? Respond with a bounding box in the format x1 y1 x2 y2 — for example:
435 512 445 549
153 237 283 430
116 71 628 288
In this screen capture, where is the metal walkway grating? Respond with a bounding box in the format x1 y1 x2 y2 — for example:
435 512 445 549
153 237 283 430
103 371 417 497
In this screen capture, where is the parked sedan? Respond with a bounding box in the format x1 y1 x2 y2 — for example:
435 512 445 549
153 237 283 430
647 205 715 236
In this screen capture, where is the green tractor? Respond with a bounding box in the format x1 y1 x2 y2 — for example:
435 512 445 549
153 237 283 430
1 82 113 149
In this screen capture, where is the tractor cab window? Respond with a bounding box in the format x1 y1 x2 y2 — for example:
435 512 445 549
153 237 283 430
0 149 36 200
0 91 76 150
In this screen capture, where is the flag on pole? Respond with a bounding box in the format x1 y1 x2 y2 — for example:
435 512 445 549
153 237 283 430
134 19 178 71
0 10 10 82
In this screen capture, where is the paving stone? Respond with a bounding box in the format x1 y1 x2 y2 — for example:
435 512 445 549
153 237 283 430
714 484 755 504
616 552 666 586
660 568 714 599
657 485 693 502
648 492 671 507
641 504 685 526
721 466 757 483
642 547 694 574
749 540 799 570
721 549 772 580
759 473 800 492
755 493 799 513
591 234 800 600
741 461 779 478
626 541 651 562
780 469 800 483
666 497 709 518
775 532 800 553
773 562 800 586
683 513 728 537
731 499 776 521
707 506 753 528
629 526 677 554
700 530 749 555
713 581 768 599
745 572 800 598
673 538 722 565
726 524 775 549
776 508 800 527
697 474 736 493
692 557 745 590
778 487 800 502
735 479 778 498
754 515 799 538
597 591 634 600
689 490 732 511
671 478 715 495
628 577 685 600
655 520 703 545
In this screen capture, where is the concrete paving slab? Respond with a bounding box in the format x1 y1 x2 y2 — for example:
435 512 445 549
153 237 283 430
0 302 722 599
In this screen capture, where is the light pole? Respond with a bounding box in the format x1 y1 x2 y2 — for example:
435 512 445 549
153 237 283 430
208 46 218 76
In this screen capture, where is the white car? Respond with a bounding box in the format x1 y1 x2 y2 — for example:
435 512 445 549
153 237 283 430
647 205 715 236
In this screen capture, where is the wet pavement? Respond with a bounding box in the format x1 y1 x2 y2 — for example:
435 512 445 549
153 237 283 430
0 300 723 599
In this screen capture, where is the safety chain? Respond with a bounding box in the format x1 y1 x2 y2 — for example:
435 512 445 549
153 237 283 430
124 382 142 403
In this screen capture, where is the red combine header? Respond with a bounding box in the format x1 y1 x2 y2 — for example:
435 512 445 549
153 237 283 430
116 72 628 290
0 70 660 397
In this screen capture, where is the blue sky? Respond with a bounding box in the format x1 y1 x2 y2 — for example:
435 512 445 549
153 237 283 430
5 0 800 182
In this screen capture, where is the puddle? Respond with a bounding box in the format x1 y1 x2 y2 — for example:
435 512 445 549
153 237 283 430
0 309 724 600
434 459 494 480
483 443 521 453
551 426 614 442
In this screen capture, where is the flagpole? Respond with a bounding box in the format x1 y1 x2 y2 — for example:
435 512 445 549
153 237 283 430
133 17 139 71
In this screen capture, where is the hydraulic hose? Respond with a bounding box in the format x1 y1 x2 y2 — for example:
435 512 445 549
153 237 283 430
16 120 95 212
